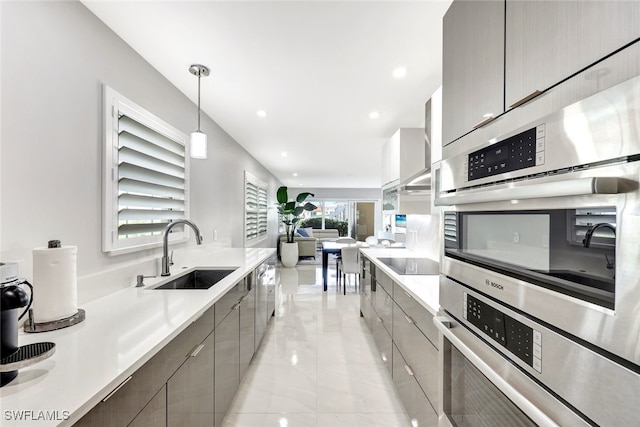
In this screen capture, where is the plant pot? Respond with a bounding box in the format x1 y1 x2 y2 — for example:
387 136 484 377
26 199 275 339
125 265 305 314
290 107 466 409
280 242 298 268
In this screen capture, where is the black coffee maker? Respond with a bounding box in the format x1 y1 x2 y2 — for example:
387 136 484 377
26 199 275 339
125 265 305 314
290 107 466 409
1 262 32 386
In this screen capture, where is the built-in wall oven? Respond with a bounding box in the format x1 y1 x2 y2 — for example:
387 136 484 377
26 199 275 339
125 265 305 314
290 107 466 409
434 74 640 426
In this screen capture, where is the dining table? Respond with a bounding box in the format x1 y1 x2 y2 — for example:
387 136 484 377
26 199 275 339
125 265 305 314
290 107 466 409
321 241 358 291
321 241 406 290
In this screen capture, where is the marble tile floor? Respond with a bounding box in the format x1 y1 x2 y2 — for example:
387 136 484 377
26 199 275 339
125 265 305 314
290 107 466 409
223 263 415 427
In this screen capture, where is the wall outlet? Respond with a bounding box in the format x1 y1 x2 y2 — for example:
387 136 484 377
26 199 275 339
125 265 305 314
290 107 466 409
513 232 520 243
213 230 218 241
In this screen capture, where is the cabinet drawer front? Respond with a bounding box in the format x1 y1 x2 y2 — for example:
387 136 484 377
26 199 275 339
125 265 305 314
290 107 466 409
392 303 439 407
167 333 214 427
372 285 393 336
376 270 393 294
214 283 242 327
392 344 438 425
372 314 393 374
393 283 438 348
75 306 215 426
360 292 373 332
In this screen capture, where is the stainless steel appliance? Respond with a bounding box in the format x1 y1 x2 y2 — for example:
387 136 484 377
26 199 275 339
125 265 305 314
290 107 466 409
435 74 640 426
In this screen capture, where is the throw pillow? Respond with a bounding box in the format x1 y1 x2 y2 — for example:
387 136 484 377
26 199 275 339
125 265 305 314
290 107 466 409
297 229 309 237
301 227 314 237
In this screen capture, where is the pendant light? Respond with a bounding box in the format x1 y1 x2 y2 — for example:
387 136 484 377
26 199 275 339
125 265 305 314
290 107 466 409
189 64 210 159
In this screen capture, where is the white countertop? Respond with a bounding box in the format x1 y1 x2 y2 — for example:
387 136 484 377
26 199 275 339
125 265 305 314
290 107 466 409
360 248 440 315
0 246 275 426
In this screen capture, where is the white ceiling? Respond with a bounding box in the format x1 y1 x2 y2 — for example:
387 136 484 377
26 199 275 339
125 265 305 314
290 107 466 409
83 0 451 189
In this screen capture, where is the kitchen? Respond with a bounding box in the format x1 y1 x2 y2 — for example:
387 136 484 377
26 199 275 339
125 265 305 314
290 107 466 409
2 1 640 426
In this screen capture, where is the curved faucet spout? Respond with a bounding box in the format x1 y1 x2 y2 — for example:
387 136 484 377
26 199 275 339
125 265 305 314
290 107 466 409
161 219 204 276
582 223 616 248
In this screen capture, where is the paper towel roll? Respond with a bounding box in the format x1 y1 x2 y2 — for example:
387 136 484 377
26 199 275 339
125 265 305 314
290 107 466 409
32 245 78 323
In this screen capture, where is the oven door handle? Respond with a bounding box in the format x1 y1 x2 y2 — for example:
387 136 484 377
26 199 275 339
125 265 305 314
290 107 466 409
434 176 620 206
434 316 560 427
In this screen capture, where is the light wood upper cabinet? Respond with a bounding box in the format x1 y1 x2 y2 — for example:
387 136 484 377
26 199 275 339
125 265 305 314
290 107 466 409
505 0 640 109
382 128 426 187
442 0 505 146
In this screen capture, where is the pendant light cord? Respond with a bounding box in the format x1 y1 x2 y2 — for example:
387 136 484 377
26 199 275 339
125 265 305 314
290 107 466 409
197 72 202 132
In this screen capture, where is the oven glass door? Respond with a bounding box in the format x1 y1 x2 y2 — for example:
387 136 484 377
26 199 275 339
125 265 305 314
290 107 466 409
444 344 536 427
444 207 616 309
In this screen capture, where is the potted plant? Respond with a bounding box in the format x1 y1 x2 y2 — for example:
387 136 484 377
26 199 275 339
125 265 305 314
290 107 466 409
276 186 316 267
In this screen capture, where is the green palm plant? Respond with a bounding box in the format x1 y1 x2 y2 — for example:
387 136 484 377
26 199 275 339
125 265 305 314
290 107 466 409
276 186 317 243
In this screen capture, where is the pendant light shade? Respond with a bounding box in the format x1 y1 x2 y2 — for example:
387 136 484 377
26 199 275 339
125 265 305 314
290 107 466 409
189 64 210 159
190 131 207 159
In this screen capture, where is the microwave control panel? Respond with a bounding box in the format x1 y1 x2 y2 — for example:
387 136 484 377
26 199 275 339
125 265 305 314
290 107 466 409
466 125 545 182
464 293 542 373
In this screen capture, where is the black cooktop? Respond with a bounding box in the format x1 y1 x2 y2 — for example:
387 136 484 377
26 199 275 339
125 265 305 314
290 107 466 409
377 257 440 275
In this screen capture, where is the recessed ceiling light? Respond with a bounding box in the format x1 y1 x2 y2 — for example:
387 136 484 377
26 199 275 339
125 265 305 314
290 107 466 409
293 172 298 177
392 66 407 79
369 111 380 119
281 151 287 157
256 110 267 118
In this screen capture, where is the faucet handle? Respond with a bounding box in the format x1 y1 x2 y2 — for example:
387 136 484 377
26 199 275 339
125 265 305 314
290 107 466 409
169 250 174 266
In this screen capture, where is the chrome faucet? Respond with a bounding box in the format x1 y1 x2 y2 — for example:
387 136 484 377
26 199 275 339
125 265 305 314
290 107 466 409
583 222 616 276
582 223 616 248
161 219 204 276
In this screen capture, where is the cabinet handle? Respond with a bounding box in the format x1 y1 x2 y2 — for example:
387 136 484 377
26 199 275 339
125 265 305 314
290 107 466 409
404 314 414 325
404 291 413 300
189 344 205 358
102 376 133 402
233 302 241 310
509 89 543 109
404 364 415 377
472 115 497 129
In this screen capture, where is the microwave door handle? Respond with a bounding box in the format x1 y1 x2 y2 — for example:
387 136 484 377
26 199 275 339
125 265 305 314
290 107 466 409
433 316 560 427
435 176 620 206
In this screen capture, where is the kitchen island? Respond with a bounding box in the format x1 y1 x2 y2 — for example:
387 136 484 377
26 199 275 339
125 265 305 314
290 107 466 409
0 246 276 426
358 247 440 426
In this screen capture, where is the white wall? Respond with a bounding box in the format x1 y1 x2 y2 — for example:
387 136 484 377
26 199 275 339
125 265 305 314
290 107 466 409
0 1 280 301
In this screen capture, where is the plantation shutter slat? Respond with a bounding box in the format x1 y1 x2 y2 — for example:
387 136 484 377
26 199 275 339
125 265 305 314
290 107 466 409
119 116 184 156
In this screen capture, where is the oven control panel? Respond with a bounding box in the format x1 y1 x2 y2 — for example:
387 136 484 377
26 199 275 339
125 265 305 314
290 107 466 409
466 125 545 182
464 293 542 373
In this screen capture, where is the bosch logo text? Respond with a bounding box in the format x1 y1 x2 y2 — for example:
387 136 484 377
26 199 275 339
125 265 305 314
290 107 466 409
485 279 504 290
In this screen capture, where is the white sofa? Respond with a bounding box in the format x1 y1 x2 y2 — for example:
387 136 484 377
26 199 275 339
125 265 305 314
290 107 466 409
278 228 340 258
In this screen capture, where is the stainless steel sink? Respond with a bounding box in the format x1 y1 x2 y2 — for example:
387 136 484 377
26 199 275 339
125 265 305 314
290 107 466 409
152 268 238 290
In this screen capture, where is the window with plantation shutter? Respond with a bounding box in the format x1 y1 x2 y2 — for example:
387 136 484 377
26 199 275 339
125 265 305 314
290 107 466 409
103 86 190 255
245 171 268 245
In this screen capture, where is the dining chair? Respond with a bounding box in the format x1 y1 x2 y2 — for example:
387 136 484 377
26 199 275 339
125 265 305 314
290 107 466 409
338 246 360 295
333 237 357 279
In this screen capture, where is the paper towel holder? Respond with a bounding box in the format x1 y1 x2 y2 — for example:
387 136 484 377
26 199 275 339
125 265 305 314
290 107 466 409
25 239 86 333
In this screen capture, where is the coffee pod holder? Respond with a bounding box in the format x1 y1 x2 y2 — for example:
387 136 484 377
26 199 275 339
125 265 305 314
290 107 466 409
0 342 56 373
23 308 85 333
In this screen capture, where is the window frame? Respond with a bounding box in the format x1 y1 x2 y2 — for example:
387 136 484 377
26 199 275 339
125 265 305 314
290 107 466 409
102 85 191 255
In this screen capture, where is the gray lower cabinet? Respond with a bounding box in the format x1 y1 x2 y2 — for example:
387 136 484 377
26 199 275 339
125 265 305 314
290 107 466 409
359 255 439 423
214 288 241 427
75 261 274 427
129 385 167 427
240 285 256 380
392 300 438 411
392 344 438 427
74 307 215 427
167 332 215 427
